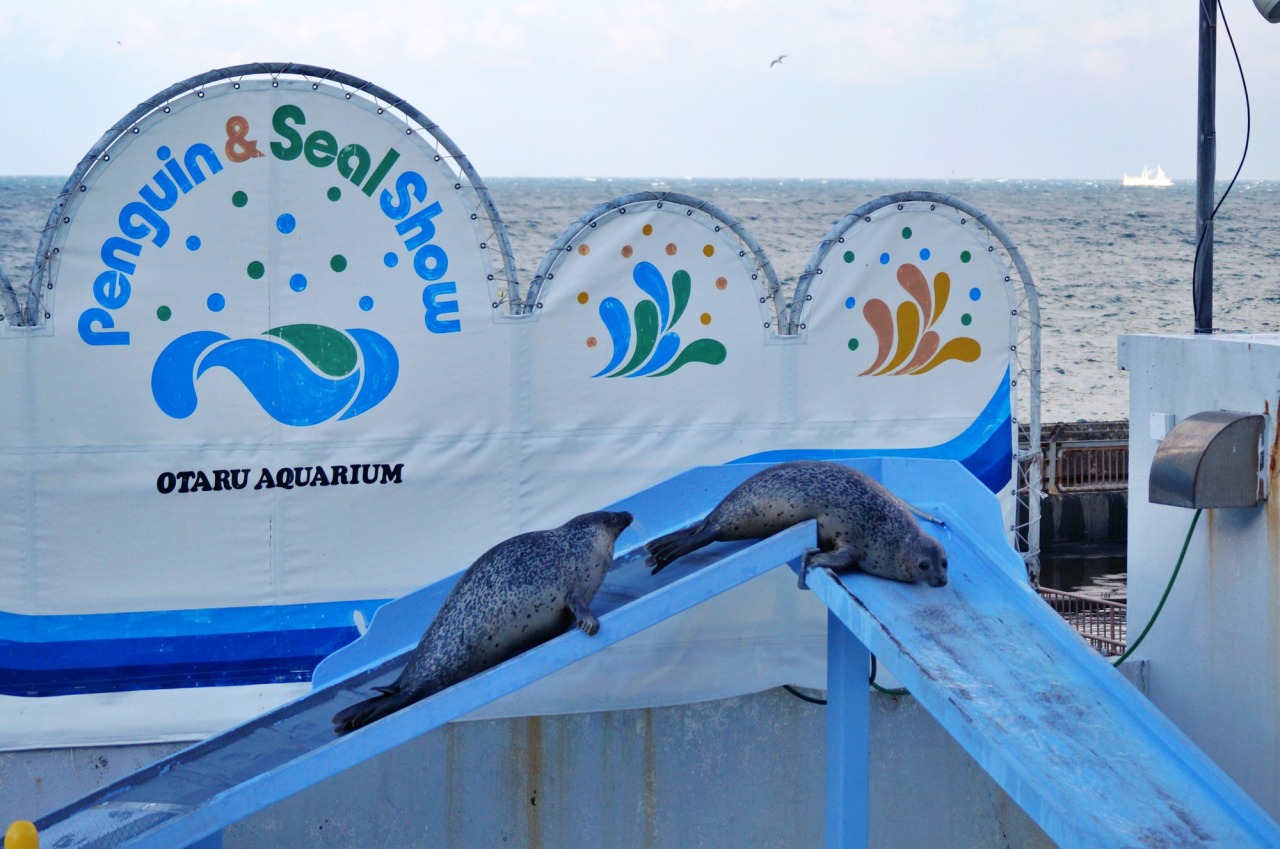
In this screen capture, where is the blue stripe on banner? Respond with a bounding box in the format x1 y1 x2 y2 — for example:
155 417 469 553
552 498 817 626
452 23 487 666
1 600 389 697
731 370 1014 493
4 377 1014 698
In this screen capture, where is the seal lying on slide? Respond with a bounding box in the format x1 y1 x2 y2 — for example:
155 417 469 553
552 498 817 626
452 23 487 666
645 461 947 588
333 510 633 734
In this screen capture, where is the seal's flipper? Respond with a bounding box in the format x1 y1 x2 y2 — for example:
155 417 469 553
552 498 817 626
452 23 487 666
799 546 858 589
332 686 416 734
804 547 858 571
566 592 600 636
645 521 714 572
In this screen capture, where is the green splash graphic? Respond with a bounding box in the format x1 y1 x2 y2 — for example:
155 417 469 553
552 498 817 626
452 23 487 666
264 324 358 377
653 338 728 376
614 300 660 377
592 261 727 379
670 269 692 329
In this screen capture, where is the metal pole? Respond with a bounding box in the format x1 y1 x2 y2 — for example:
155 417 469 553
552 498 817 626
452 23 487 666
1194 0 1217 333
825 612 870 849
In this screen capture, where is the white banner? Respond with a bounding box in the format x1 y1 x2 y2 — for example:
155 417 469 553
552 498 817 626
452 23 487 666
0 71 1027 749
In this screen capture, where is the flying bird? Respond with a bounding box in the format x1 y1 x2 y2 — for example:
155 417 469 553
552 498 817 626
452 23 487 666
770 55 786 68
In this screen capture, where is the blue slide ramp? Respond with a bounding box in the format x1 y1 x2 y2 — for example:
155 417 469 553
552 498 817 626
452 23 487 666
806 459 1280 849
31 459 1280 848
31 463 818 849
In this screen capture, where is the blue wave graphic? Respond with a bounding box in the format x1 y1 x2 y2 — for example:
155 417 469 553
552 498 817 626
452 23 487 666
633 261 671 330
197 339 362 426
152 331 230 418
152 327 399 426
339 328 400 420
593 297 632 377
627 331 681 377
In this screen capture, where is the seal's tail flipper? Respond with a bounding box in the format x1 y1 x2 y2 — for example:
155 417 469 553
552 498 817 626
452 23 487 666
644 522 711 573
331 685 414 734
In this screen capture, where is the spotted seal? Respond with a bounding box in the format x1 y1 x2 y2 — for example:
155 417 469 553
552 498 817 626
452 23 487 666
333 510 633 734
645 460 947 588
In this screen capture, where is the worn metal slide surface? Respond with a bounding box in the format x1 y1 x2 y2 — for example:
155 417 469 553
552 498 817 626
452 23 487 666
807 462 1280 849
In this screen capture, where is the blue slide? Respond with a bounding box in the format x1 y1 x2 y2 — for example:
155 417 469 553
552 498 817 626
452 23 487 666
31 459 1280 849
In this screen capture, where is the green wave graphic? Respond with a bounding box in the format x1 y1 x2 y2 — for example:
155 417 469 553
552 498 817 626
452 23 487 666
652 338 727 376
670 270 691 329
613 300 660 377
264 324 358 377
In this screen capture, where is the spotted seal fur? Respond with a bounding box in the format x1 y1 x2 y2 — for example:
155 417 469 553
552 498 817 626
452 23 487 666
645 460 946 588
333 510 633 734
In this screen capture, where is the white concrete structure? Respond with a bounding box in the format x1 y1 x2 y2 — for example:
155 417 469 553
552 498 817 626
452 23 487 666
1120 332 1280 820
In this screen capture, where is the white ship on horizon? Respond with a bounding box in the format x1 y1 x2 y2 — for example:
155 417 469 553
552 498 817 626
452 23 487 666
1123 164 1173 187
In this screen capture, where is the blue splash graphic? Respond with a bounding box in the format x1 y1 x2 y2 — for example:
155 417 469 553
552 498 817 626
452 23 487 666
591 261 726 379
592 297 632 377
152 327 399 426
632 261 671 330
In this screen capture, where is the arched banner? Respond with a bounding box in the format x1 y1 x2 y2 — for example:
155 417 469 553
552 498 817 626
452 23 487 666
0 68 1039 749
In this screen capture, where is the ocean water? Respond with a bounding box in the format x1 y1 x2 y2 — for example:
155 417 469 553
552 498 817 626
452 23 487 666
4 174 1280 423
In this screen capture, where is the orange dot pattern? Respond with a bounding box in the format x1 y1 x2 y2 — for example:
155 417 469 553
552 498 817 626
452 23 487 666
576 221 736 354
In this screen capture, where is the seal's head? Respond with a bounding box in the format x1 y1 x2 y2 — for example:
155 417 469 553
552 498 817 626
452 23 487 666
607 510 635 534
573 510 634 539
908 535 948 587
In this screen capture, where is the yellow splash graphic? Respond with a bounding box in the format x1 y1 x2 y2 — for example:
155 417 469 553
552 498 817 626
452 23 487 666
859 263 980 376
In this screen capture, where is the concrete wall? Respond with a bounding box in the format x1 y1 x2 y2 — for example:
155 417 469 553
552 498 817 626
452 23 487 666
1040 490 1128 551
4 688 1052 849
0 741 186 824
1119 333 1280 821
227 688 1051 849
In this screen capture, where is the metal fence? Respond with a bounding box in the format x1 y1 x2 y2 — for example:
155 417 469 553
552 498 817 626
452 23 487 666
1041 421 1129 495
1037 587 1126 656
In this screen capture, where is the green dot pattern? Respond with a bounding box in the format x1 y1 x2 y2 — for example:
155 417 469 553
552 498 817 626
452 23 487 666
232 191 248 208
327 186 341 201
247 261 265 280
330 255 348 272
847 338 859 352
843 250 855 263
157 305 172 321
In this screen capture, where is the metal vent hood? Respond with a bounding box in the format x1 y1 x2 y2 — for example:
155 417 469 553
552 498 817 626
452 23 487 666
1149 411 1267 508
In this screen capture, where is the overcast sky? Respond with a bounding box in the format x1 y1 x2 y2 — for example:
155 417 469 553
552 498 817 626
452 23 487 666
2 0 1277 180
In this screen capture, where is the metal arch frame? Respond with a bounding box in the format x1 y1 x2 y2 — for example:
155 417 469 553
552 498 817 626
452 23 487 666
9 62 520 327
788 191 1043 581
0 265 17 329
519 191 783 321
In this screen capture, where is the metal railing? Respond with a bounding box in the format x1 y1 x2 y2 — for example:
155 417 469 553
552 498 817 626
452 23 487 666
1037 587 1127 656
1041 421 1129 495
